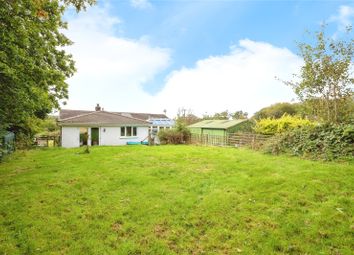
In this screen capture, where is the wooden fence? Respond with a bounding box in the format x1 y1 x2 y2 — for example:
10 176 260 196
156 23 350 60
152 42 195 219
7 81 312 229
190 133 273 148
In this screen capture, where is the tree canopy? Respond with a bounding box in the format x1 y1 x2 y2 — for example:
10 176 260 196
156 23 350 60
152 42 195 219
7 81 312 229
284 25 354 123
0 0 94 138
203 110 248 120
253 102 301 120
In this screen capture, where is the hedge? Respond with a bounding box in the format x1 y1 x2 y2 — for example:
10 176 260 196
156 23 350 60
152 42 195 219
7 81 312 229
264 124 354 160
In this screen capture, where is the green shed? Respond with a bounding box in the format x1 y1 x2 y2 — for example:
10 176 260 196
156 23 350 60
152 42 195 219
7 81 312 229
188 119 253 136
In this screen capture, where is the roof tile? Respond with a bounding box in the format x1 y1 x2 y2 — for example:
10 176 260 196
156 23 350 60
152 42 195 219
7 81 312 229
58 111 150 126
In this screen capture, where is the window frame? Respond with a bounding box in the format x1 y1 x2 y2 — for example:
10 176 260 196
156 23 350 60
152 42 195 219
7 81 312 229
120 126 138 138
120 127 125 137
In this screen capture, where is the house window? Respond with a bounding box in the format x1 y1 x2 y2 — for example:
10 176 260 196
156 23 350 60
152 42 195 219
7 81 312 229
127 126 132 136
121 126 138 137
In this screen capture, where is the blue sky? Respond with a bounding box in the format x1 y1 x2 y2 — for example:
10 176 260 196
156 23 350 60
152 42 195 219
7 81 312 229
63 0 354 116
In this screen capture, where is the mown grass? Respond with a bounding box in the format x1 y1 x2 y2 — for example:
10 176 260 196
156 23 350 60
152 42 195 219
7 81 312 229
0 145 353 254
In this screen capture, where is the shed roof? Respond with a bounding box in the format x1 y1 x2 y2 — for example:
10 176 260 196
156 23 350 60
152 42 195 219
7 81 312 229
188 119 248 129
58 111 150 126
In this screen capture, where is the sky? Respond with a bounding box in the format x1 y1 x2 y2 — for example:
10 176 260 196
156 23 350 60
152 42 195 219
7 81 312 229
62 0 354 117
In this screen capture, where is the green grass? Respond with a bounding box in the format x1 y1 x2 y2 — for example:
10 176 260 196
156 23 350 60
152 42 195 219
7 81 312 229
0 145 353 254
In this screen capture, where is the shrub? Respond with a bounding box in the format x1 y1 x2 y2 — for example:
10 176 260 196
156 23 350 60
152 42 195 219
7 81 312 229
254 115 315 135
264 123 354 160
15 132 34 149
158 121 191 145
158 129 184 144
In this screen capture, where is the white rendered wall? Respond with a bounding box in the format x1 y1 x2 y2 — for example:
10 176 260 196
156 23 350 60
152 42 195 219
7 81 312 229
61 127 80 148
100 127 149 146
99 127 120 145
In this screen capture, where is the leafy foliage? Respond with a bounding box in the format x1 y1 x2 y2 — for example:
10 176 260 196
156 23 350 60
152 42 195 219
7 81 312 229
283 25 354 123
0 0 94 144
253 102 302 120
254 115 315 135
176 108 201 125
158 121 191 144
36 116 59 136
230 110 248 119
264 124 354 160
203 110 248 120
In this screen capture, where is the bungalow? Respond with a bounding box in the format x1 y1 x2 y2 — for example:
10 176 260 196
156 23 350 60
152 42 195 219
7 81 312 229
58 105 174 148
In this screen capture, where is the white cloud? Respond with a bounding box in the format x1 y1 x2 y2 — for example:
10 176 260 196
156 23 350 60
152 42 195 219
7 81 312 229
63 5 302 117
130 0 152 10
153 40 302 116
329 5 354 31
63 5 171 112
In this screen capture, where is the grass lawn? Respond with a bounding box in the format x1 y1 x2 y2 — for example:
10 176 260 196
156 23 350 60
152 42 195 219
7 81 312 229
0 145 353 254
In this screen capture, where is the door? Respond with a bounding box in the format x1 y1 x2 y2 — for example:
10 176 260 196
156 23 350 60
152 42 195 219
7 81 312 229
79 127 88 146
91 128 99 145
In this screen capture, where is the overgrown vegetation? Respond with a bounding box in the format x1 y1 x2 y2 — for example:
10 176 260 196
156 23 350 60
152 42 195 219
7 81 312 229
36 116 59 136
11 116 59 149
282 25 354 123
0 146 352 254
158 121 191 144
254 115 315 135
264 123 354 160
0 0 94 145
253 102 302 120
258 25 354 160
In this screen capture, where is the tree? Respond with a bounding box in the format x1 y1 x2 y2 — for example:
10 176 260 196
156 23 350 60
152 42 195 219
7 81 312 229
253 102 301 120
203 110 229 120
231 110 248 119
203 110 248 120
283 25 354 123
176 108 201 125
0 0 95 141
37 116 59 136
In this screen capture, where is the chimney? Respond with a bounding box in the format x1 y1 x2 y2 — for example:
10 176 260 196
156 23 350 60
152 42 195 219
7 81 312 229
95 103 101 111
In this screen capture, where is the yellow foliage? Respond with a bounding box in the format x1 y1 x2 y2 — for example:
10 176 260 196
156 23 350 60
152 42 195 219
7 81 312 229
254 114 315 135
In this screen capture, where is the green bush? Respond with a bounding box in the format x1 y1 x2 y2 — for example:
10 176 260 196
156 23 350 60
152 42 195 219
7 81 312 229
15 132 33 149
254 115 315 135
158 129 184 144
158 121 191 145
264 124 354 160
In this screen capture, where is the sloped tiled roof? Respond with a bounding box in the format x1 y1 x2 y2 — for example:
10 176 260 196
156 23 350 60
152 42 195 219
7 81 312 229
118 112 167 120
188 119 248 129
59 109 167 121
59 110 91 120
58 111 150 126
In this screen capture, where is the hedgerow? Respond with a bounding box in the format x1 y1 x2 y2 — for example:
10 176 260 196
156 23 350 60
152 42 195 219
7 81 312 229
264 124 354 160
